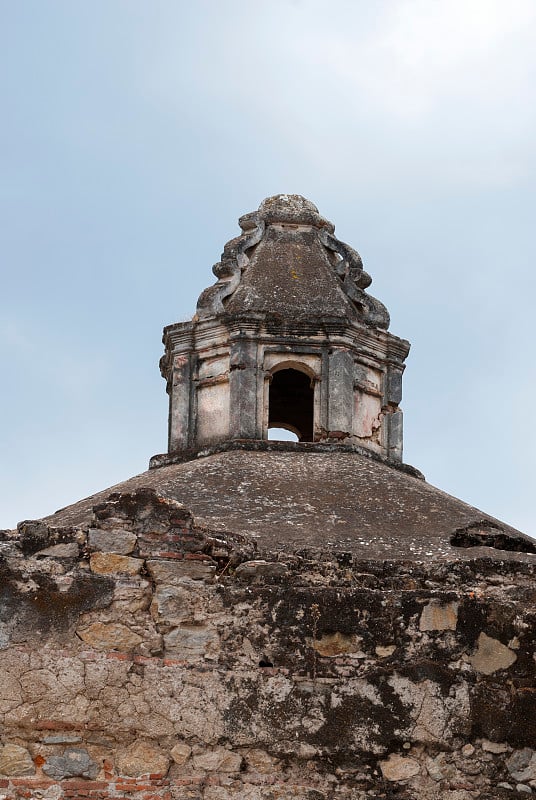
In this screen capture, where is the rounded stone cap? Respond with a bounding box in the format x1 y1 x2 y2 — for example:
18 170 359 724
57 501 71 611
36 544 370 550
239 194 335 232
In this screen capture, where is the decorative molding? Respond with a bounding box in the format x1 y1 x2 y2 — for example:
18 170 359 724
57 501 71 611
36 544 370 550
196 216 265 319
318 228 390 329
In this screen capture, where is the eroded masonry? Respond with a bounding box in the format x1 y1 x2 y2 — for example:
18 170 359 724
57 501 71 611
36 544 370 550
1 195 535 800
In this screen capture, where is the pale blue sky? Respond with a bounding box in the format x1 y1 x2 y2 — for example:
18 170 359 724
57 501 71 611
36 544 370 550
1 0 535 535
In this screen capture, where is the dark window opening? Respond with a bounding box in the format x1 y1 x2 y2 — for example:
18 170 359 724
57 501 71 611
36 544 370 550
268 368 314 442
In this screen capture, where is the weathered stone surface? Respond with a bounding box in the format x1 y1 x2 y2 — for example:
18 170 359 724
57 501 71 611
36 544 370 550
88 528 137 554
419 600 458 631
234 560 288 579
308 631 363 657
90 552 142 575
170 742 191 765
375 644 396 657
150 583 194 625
115 740 170 777
0 548 533 799
482 739 509 754
246 748 279 773
36 543 79 558
469 632 517 675
43 747 98 780
0 743 34 776
164 624 219 660
45 449 534 562
379 753 421 781
42 735 82 745
113 579 152 614
147 558 215 583
192 748 243 773
77 621 143 650
426 753 452 781
507 749 536 782
16 519 50 553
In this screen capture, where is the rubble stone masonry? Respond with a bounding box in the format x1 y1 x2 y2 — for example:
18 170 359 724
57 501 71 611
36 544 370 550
1 488 535 800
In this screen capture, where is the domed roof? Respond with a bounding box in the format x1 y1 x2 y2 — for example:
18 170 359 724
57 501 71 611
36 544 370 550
44 444 535 563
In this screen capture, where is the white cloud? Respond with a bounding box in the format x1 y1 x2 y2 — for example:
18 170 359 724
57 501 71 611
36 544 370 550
166 0 536 189
293 0 536 120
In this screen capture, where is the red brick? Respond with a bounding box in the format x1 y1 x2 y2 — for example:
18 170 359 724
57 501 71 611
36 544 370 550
62 780 108 790
121 784 153 791
133 655 159 665
11 779 56 787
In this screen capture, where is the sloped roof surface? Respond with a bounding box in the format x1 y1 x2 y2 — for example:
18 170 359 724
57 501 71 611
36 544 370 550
195 194 390 329
44 448 535 562
223 225 356 320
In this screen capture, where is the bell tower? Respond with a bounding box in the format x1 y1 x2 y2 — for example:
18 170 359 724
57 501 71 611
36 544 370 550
159 195 410 461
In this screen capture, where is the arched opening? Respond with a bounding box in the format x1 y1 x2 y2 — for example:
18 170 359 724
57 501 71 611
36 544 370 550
268 427 299 442
268 368 314 442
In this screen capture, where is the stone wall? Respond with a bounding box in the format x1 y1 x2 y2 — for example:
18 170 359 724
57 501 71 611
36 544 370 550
1 489 535 799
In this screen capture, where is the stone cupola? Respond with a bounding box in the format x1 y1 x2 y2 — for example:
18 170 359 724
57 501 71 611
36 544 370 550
160 194 410 461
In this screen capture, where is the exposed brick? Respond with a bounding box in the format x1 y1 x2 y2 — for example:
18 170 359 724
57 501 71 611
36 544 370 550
133 654 160 665
62 780 108 791
105 651 132 661
11 779 56 787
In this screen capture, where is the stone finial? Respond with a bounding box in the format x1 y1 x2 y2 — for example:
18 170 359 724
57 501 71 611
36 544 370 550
196 194 389 329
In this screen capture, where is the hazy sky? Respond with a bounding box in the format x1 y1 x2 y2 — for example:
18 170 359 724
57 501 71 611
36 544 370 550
1 0 535 535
